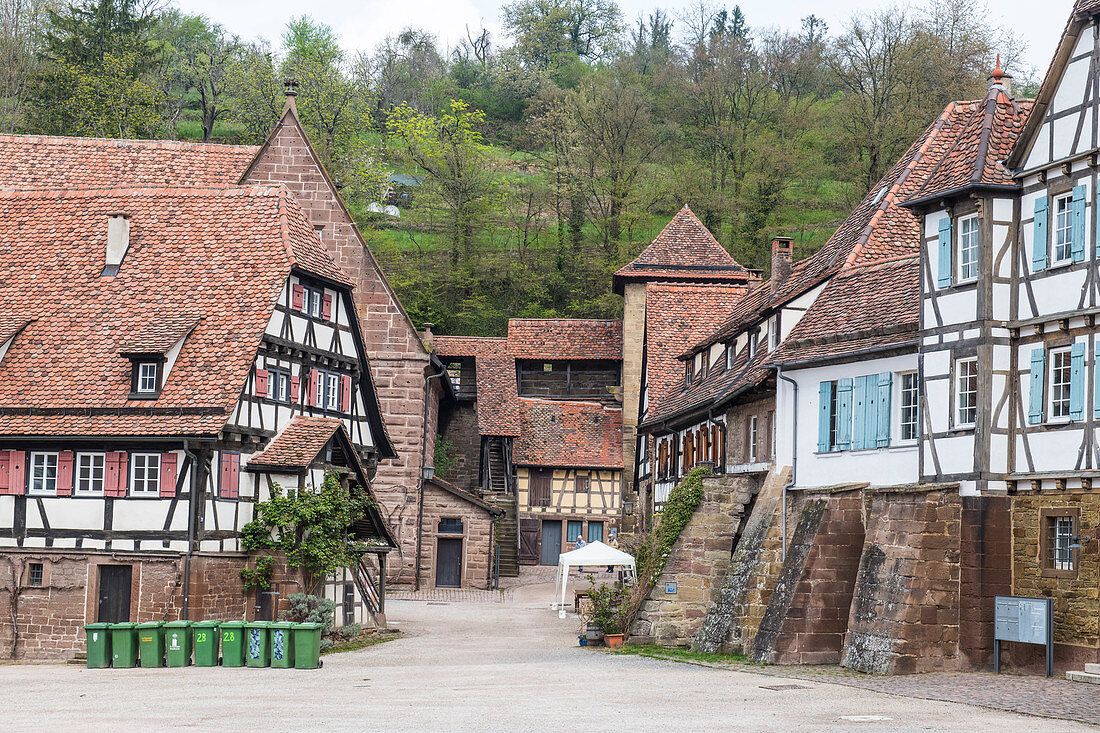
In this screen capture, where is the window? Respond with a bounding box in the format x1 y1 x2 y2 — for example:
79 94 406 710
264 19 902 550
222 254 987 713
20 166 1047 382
137 362 158 393
574 472 590 493
769 411 776 459
900 373 919 441
438 517 463 534
726 343 734 370
567 520 583 543
955 358 978 427
1049 348 1073 420
1051 516 1074 571
130 453 161 494
315 370 342 411
829 382 840 449
29 452 57 494
1041 509 1079 577
1053 194 1073 264
748 415 758 463
28 563 43 587
587 521 604 543
530 469 552 507
747 333 756 361
958 214 979 282
76 453 105 495
267 369 292 403
303 285 324 318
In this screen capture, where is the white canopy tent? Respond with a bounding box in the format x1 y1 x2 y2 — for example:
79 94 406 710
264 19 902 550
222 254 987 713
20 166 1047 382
552 541 637 618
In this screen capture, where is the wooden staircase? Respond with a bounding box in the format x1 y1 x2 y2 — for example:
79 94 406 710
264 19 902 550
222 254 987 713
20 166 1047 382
485 437 519 577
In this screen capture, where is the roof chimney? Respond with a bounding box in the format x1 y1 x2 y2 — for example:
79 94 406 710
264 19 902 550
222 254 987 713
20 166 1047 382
420 321 435 346
988 54 1012 95
104 213 130 276
283 77 299 115
770 237 793 292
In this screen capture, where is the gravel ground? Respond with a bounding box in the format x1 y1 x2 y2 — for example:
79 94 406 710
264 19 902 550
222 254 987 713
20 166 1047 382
0 581 1092 732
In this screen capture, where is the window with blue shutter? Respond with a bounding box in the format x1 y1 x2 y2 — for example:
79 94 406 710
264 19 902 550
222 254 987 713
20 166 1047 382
852 376 868 450
937 216 953 287
836 378 853 450
1033 196 1048 272
1028 348 1046 424
1070 342 1086 420
818 381 833 452
877 372 893 447
1072 185 1087 263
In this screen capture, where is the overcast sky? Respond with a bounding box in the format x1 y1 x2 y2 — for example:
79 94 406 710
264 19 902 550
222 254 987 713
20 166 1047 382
173 0 1070 74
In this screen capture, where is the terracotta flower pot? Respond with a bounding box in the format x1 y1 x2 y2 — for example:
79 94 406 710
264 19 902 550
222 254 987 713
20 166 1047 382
604 633 625 649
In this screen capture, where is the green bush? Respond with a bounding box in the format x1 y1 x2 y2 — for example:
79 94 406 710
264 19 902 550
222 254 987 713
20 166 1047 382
280 593 336 632
339 623 362 640
587 580 629 634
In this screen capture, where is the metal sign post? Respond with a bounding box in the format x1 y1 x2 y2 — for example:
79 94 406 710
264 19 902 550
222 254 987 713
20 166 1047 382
994 596 1054 678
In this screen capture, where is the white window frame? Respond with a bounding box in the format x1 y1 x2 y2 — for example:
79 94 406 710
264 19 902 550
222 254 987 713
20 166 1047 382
130 453 161 495
955 357 978 428
898 372 919 443
75 452 106 496
1053 193 1074 265
957 214 980 283
1052 515 1075 571
29 452 58 495
137 362 158 393
303 285 324 319
267 369 291 403
1048 347 1073 422
325 372 340 410
748 415 758 463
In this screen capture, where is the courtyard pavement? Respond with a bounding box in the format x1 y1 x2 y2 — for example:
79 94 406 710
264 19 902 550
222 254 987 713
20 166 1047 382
1 571 1096 731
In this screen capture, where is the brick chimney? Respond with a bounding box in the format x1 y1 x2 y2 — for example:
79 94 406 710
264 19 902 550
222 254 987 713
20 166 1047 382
770 237 793 292
420 321 435 348
987 54 1012 95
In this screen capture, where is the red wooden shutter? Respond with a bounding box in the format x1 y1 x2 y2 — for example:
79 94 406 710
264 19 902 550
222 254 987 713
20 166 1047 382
255 368 269 397
290 374 300 402
56 451 74 497
160 452 178 498
322 293 333 320
9 451 25 496
308 369 320 407
292 284 304 311
340 375 351 412
0 450 10 494
106 452 128 497
220 453 240 499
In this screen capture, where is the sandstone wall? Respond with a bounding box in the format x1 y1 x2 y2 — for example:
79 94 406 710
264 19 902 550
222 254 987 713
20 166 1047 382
418 483 496 590
437 401 481 491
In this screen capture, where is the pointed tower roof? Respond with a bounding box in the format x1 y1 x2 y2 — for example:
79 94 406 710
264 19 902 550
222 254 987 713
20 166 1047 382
612 205 757 294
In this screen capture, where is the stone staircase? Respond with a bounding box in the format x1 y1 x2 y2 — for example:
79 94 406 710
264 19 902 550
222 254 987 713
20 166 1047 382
1067 663 1100 684
68 651 87 665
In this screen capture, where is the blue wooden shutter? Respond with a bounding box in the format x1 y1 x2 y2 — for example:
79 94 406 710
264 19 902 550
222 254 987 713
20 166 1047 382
1094 342 1100 419
937 216 953 287
1028 348 1046 424
1033 196 1048 272
1070 342 1086 420
1072 185 1087 263
852 376 867 450
877 372 893 447
818 381 832 452
836 378 853 450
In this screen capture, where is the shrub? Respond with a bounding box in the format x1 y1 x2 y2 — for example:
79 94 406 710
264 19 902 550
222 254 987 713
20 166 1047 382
587 580 629 634
339 623 362 640
280 593 336 631
320 637 335 654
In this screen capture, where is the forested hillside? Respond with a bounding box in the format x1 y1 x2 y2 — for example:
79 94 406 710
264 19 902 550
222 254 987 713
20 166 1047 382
1 0 1034 335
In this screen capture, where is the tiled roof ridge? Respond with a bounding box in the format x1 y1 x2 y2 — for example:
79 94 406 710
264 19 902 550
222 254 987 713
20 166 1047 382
837 253 919 273
508 317 622 324
516 396 622 409
842 103 955 269
426 476 503 514
0 184 286 199
0 132 259 152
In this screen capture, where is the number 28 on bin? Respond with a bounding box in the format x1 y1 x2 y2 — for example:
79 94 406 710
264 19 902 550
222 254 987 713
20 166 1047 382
223 631 235 642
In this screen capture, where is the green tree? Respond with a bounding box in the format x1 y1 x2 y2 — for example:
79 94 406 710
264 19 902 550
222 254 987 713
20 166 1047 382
226 40 282 143
502 0 623 72
156 11 240 141
0 0 54 133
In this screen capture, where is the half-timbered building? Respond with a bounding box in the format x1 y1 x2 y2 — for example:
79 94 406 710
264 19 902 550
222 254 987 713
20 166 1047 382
0 185 396 660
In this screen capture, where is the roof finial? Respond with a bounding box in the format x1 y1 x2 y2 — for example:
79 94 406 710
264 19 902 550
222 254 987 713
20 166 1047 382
987 53 1012 95
992 54 1003 82
284 77 299 97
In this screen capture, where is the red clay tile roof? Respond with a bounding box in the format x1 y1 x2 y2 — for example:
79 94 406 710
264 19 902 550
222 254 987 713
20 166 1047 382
0 185 346 436
119 314 200 355
431 336 522 436
769 257 920 365
0 316 34 348
506 319 622 360
613 205 757 291
642 283 749 418
249 416 344 469
0 134 259 189
425 476 504 515
512 399 623 468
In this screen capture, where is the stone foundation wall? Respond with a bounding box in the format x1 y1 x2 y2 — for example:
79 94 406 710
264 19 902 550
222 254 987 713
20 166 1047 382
958 496 1012 670
628 473 761 645
752 486 866 664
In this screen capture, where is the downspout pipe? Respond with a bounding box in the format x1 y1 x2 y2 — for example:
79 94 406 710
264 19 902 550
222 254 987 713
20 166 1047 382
414 366 448 591
181 439 200 620
775 366 797 562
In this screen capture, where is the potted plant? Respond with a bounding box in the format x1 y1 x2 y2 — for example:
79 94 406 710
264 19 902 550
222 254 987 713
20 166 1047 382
587 581 628 649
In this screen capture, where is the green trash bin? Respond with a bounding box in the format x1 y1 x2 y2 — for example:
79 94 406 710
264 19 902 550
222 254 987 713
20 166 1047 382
83 623 112 668
269 622 295 668
110 623 139 668
192 621 220 667
292 622 324 669
138 622 165 667
220 621 246 667
245 621 272 668
165 621 193 667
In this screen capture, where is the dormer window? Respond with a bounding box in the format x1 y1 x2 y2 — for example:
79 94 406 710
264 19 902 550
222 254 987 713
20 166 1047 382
291 281 333 320
130 359 163 398
304 285 324 318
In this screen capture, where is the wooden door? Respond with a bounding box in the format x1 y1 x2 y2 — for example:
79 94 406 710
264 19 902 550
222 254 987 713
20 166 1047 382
343 583 356 626
436 538 462 588
519 519 540 565
96 565 132 623
540 520 562 566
